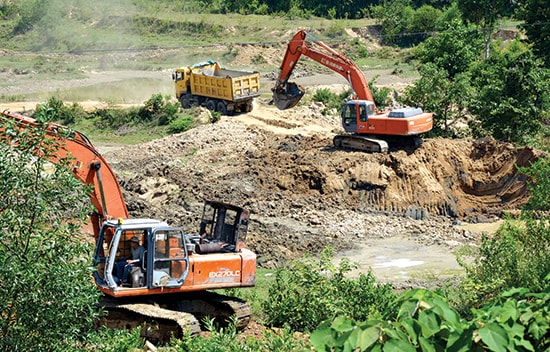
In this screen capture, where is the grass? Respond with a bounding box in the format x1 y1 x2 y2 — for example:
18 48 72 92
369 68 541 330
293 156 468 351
0 2 418 108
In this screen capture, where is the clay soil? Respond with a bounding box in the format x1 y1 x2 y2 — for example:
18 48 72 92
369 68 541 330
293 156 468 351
0 51 544 285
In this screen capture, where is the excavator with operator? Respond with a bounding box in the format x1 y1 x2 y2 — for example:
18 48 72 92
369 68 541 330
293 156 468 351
0 110 256 342
272 29 433 152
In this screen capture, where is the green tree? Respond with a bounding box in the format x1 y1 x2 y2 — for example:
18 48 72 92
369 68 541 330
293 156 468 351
458 0 516 59
467 40 550 144
518 0 550 68
0 109 101 351
416 18 483 79
371 0 415 46
406 19 481 136
402 63 471 136
407 5 442 44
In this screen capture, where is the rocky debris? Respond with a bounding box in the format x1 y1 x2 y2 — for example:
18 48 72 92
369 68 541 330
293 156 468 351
102 101 544 270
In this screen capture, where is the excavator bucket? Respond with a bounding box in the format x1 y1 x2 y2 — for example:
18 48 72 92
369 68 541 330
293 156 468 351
272 82 305 110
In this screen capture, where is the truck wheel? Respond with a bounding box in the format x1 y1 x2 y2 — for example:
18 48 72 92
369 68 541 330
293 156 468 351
180 96 190 109
216 101 227 115
206 100 216 111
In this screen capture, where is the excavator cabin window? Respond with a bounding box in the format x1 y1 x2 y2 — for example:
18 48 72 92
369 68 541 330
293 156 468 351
360 105 368 122
342 104 357 126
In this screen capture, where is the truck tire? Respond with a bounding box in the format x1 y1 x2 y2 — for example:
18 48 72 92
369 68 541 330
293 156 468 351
216 101 227 115
206 100 216 111
179 96 191 109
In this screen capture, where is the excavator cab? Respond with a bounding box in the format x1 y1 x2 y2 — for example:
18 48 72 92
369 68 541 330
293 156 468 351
194 200 250 254
341 100 376 133
93 219 190 290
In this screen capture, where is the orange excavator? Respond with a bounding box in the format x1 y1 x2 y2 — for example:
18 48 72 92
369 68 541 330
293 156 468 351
0 110 256 342
272 29 433 152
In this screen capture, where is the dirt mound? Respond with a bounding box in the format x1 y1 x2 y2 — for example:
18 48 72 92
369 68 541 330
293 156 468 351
102 101 543 268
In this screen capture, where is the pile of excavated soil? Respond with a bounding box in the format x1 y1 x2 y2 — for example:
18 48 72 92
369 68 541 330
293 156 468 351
100 100 544 270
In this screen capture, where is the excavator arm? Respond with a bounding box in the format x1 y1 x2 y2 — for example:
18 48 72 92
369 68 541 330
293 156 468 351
273 29 376 110
0 110 129 238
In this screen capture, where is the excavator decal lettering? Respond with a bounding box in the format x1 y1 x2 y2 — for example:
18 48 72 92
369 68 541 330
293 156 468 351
209 270 241 278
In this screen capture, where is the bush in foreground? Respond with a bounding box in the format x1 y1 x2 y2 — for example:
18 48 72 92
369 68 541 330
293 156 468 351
0 108 101 352
263 247 396 332
311 284 550 351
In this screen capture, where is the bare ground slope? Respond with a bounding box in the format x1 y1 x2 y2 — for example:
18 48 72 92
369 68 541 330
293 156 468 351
98 99 543 271
0 48 544 280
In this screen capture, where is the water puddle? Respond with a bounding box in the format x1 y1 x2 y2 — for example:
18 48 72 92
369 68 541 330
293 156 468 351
335 236 463 281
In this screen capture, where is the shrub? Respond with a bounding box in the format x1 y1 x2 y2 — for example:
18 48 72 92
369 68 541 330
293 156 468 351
312 88 352 115
369 75 391 109
262 247 396 332
518 157 550 211
34 96 87 125
0 108 101 351
311 285 550 351
139 93 181 125
168 115 197 133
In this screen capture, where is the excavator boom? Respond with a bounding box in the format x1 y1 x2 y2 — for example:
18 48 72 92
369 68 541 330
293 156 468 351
273 29 375 110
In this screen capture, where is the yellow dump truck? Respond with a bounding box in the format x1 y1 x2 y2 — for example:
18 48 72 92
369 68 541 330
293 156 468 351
173 60 261 115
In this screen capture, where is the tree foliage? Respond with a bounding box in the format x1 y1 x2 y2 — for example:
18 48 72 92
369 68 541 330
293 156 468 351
403 19 481 136
0 108 101 351
458 0 517 58
467 40 550 144
518 0 550 68
415 18 483 79
372 0 443 46
402 63 471 136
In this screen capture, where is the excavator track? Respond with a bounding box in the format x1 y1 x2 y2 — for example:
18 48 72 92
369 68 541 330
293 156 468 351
98 296 201 342
169 291 252 330
333 134 389 153
333 134 424 153
97 291 251 343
